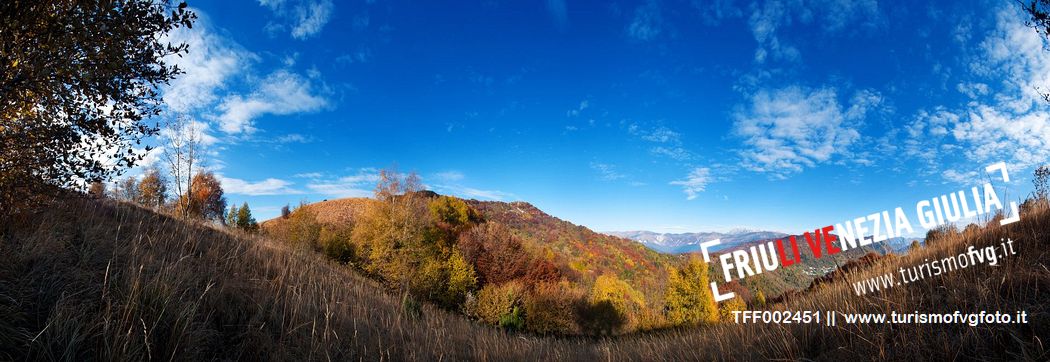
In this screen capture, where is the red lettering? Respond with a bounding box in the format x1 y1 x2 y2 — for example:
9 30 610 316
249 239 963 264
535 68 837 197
822 225 841 255
776 236 801 267
804 229 823 259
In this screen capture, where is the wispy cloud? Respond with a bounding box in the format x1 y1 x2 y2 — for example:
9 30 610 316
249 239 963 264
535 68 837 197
650 146 692 161
275 133 312 143
567 100 589 117
903 7 1050 180
305 168 380 198
747 0 879 63
432 171 465 182
629 123 680 144
219 175 302 196
433 184 514 201
692 0 743 26
160 12 256 113
627 0 664 41
258 0 334 40
216 70 328 134
733 86 877 176
590 162 626 181
293 172 323 179
670 167 711 200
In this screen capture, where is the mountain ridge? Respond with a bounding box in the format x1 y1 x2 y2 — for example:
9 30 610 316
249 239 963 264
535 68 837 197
605 229 788 254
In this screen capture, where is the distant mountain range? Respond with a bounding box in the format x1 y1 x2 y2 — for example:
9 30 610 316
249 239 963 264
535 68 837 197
605 230 788 254
607 230 924 255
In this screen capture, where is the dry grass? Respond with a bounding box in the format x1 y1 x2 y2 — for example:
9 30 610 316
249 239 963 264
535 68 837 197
0 197 1046 360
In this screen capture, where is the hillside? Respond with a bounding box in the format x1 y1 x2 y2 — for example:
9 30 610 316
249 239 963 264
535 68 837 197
1 195 1046 360
265 195 674 298
266 194 915 314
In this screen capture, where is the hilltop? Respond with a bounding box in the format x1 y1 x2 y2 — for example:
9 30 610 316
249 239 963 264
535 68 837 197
264 193 673 304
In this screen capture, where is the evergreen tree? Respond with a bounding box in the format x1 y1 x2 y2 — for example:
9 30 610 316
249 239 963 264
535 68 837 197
236 202 258 232
226 205 238 227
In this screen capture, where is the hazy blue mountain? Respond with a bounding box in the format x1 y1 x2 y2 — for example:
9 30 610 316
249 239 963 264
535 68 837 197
605 229 788 254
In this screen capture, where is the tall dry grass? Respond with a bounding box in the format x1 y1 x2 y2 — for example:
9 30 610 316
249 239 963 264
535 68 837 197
0 197 1046 360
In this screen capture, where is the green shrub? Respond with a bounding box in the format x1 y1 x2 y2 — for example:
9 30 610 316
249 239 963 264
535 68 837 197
319 226 355 264
498 307 525 331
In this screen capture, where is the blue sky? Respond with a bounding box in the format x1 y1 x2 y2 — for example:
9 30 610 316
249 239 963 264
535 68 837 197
135 0 1050 234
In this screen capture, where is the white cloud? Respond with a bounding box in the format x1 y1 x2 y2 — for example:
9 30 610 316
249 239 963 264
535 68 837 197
956 82 990 99
942 169 979 184
158 119 220 146
293 172 323 179
258 0 334 40
650 146 692 161
692 0 743 26
276 133 310 143
734 86 874 175
902 107 961 175
216 70 328 134
747 0 878 63
627 0 664 41
748 0 798 63
220 175 302 196
433 184 514 201
670 167 711 200
906 7 1050 179
629 124 681 143
590 162 626 181
306 169 380 198
567 100 589 117
433 171 465 182
161 13 255 113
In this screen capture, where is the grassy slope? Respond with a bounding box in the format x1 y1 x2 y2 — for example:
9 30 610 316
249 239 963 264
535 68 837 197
1 198 1046 360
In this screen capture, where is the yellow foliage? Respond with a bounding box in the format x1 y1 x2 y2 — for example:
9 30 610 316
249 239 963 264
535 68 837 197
719 296 746 322
473 281 526 325
523 282 582 335
589 274 646 332
446 250 477 303
754 290 767 308
664 257 718 326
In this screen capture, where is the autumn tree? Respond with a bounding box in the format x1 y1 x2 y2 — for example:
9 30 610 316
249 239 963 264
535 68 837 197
523 282 583 335
0 1 195 211
1035 165 1050 201
587 274 646 334
177 171 226 221
351 169 429 285
137 168 168 209
664 256 718 326
88 181 106 198
113 176 141 202
456 222 531 285
163 115 203 217
445 250 478 305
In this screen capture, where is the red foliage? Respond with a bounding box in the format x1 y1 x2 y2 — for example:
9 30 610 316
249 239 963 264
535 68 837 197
523 258 562 285
457 223 531 285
